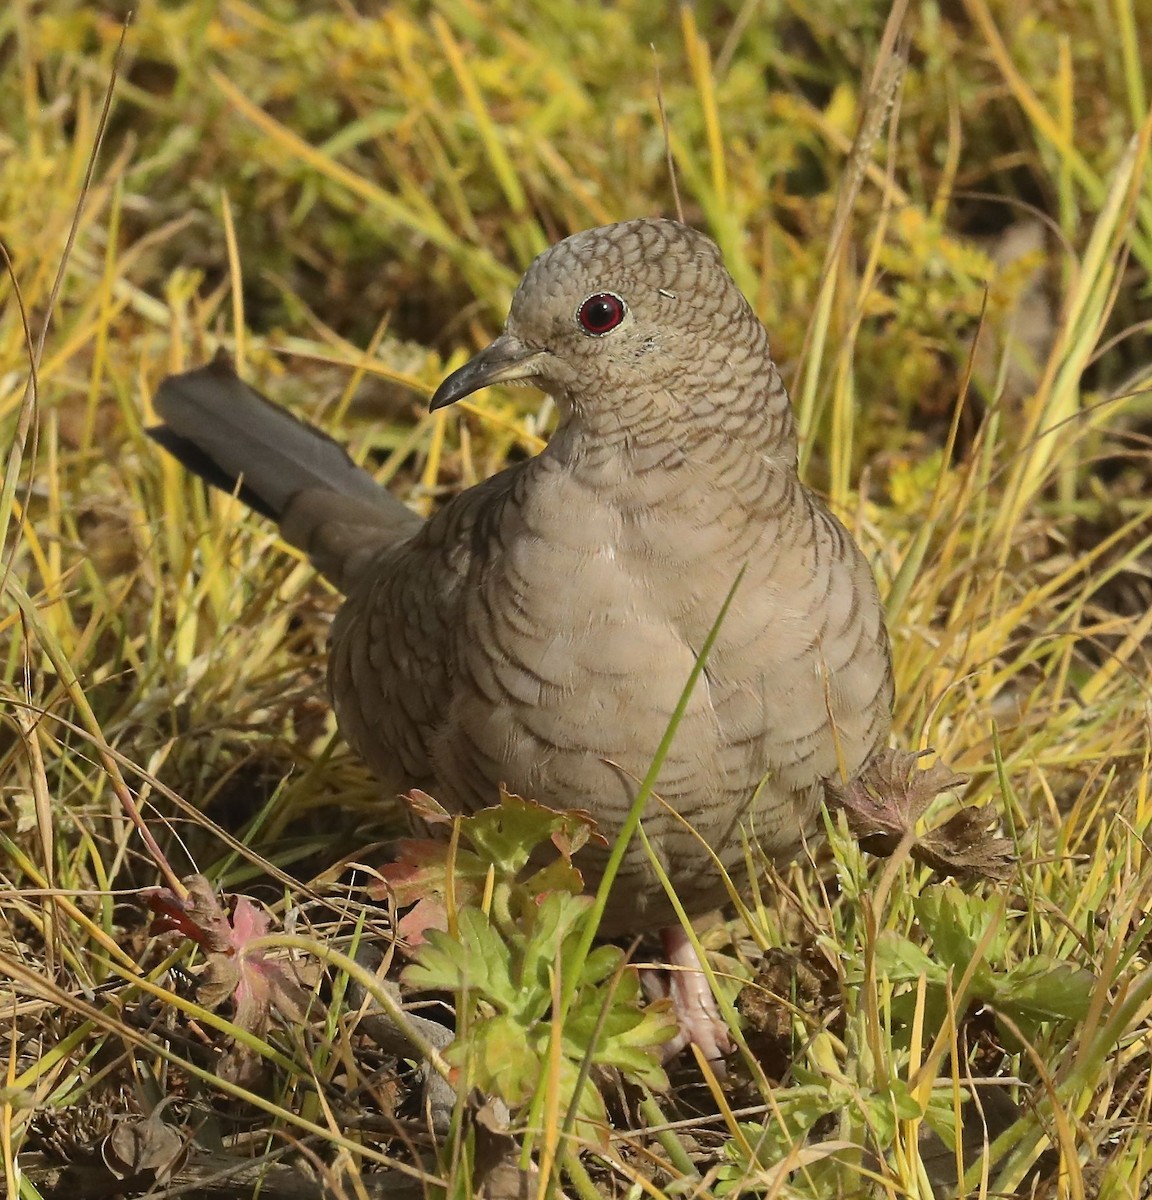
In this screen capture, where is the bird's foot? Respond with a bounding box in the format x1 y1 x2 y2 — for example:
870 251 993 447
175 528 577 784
645 925 732 1076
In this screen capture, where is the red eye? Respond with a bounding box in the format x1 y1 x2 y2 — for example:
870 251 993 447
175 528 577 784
576 292 626 335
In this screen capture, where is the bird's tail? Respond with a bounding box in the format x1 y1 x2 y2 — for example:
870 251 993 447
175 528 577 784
148 352 422 592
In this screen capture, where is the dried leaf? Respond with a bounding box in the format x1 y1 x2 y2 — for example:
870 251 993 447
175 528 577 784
146 875 236 952
825 747 1014 882
101 1100 186 1181
914 806 1016 882
737 948 829 1078
216 1044 268 1088
471 1092 523 1197
825 747 967 849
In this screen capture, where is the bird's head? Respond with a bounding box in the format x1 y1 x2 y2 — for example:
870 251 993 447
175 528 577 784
430 219 787 445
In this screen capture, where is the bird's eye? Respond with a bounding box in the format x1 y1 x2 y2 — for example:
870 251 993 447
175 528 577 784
576 292 626 336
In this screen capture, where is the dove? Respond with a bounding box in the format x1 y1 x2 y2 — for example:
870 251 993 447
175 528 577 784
150 218 894 1062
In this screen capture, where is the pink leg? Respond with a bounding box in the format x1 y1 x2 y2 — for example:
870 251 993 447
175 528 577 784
655 926 732 1073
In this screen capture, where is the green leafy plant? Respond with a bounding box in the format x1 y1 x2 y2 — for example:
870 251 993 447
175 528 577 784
870 889 1096 1044
384 791 678 1139
713 1080 947 1197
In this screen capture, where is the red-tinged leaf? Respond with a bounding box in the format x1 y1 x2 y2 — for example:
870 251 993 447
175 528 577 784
373 839 447 904
145 875 310 1037
228 895 270 944
145 893 214 947
372 792 607 910
372 839 489 908
396 896 449 946
401 788 453 826
549 806 606 859
144 876 237 952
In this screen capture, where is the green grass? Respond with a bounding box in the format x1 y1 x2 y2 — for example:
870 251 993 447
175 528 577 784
2 1 1151 1196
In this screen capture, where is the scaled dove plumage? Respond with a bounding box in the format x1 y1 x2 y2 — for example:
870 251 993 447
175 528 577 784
151 217 893 983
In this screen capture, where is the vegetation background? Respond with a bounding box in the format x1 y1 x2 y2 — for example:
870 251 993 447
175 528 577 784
1 0 1150 1196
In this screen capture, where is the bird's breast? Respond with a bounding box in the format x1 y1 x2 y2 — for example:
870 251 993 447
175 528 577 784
432 461 766 820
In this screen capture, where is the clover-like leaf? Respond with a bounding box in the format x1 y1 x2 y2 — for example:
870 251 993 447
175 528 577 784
402 907 516 1007
464 790 605 875
373 790 606 933
457 1014 541 1104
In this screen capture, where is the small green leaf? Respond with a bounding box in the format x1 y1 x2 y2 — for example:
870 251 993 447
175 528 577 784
579 943 627 989
870 931 949 986
463 1014 540 1104
999 958 1096 1023
402 908 515 1006
861 1078 925 1143
565 990 676 1087
713 1090 844 1195
464 790 602 876
915 889 1007 972
520 856 585 904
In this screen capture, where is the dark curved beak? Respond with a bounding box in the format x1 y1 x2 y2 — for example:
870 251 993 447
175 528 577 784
429 334 551 411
